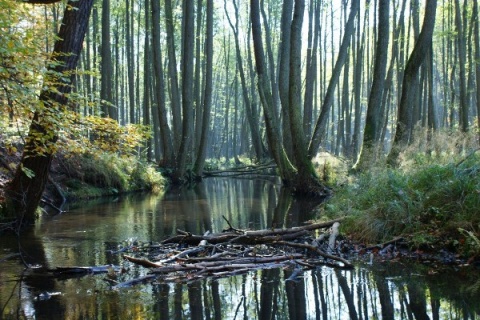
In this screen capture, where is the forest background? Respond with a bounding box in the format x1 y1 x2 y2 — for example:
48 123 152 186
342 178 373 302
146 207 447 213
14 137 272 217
0 0 479 254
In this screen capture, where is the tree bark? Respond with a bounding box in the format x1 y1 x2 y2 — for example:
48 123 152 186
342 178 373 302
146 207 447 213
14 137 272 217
164 0 182 150
6 0 94 226
454 0 469 132
225 0 265 161
151 0 174 165
474 0 480 138
308 0 359 157
100 0 114 119
388 0 437 165
355 0 390 169
250 0 296 182
126 0 136 123
174 0 195 182
288 0 324 193
193 0 213 176
278 0 294 157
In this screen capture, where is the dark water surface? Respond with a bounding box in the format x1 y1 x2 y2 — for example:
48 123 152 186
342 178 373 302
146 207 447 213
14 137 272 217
1 178 479 319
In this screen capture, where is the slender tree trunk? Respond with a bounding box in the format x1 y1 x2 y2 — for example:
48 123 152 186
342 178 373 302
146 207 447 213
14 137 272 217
260 0 280 122
193 0 213 176
225 0 265 160
165 0 182 150
356 0 390 169
126 0 135 124
251 0 296 181
174 0 195 182
193 0 203 153
427 44 437 132
288 0 328 194
100 0 114 119
151 0 174 165
388 0 437 165
278 0 294 158
303 0 320 140
474 0 480 137
308 0 359 157
6 0 94 226
455 0 469 132
351 11 364 161
143 0 152 161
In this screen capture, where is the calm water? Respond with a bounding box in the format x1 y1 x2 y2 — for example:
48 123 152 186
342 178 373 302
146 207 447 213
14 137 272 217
1 178 479 319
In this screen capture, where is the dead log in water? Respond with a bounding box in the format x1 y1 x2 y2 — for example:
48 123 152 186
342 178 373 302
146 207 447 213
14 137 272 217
49 218 352 287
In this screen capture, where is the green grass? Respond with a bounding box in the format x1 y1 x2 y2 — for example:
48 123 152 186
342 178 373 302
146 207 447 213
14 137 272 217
323 131 480 254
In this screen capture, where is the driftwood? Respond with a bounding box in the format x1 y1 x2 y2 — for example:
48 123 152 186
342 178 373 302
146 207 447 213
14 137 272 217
117 218 352 286
161 218 345 245
203 162 277 178
51 265 122 275
49 218 352 288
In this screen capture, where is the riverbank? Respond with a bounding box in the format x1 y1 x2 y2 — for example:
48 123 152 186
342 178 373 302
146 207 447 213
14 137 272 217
0 144 166 221
1 136 479 265
322 151 480 266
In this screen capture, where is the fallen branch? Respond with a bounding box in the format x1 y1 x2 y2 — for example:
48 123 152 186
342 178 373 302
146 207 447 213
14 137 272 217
274 241 353 268
112 274 156 289
47 218 352 286
162 218 344 246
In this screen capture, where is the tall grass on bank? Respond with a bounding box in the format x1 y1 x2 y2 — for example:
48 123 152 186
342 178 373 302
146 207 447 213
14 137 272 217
324 130 480 252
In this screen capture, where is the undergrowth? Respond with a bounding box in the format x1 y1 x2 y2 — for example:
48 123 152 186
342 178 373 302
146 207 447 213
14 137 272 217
58 152 165 199
323 129 480 255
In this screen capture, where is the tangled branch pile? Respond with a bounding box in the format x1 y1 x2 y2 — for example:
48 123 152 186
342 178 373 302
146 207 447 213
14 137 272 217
113 217 352 287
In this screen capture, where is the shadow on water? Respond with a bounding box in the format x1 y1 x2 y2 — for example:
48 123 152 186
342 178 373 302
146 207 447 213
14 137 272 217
1 177 479 319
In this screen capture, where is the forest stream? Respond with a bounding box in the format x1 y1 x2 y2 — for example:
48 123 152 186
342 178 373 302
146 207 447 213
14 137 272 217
1 178 479 319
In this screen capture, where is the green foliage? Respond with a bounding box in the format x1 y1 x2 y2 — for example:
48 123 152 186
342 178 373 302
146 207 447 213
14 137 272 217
458 227 480 257
1 3 151 162
312 152 349 185
324 133 480 251
61 152 165 199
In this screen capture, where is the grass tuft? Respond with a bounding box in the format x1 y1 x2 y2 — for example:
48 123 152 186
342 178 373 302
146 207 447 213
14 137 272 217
323 130 480 253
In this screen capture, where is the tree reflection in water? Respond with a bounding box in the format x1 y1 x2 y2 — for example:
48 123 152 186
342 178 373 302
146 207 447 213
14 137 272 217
1 178 479 319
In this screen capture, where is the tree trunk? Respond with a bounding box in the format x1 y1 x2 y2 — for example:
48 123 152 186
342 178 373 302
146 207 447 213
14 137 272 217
308 0 359 157
151 0 174 165
193 0 213 177
474 0 480 138
288 0 325 194
388 0 437 165
174 0 195 182
100 0 114 119
455 0 469 132
193 0 204 153
126 0 135 123
6 0 94 226
278 0 294 158
356 0 390 169
303 0 320 140
225 0 265 161
251 0 296 182
165 0 182 150
351 12 364 161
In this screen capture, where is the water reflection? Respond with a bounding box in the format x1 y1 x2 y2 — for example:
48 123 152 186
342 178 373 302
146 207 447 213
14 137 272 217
1 178 479 319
